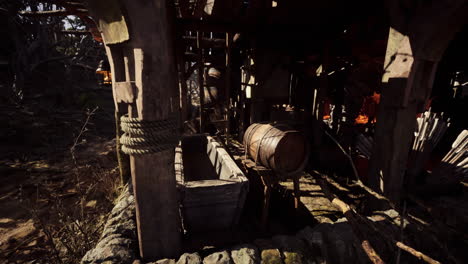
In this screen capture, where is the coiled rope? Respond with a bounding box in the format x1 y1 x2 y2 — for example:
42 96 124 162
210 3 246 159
120 114 179 155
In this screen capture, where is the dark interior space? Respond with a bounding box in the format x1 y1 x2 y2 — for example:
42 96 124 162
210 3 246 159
1 0 467 263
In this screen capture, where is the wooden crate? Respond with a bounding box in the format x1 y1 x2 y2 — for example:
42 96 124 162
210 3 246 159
175 135 249 231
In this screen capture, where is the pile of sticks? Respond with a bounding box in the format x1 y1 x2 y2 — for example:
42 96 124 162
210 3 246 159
314 172 442 264
355 133 374 159
408 110 451 178
432 129 468 182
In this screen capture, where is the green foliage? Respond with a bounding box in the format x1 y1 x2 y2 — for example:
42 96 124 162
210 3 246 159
2 0 107 105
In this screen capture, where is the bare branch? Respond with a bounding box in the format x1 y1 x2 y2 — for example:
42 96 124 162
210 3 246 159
19 9 87 17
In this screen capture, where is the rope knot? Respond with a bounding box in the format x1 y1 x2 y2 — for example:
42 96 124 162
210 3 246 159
120 113 179 155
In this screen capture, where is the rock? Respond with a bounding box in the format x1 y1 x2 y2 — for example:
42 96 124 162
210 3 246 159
335 217 348 224
86 200 97 208
152 259 176 264
203 251 232 264
260 249 283 264
272 235 307 252
253 239 274 249
296 226 329 263
254 239 283 264
81 238 135 263
272 235 310 264
314 216 334 224
282 252 302 264
81 184 137 264
177 253 202 264
324 227 354 264
231 244 259 264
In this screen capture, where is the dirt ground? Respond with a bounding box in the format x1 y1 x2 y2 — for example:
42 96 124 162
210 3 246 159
0 99 121 264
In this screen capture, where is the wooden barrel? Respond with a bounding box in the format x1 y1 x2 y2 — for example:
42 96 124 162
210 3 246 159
203 67 221 104
203 86 218 104
243 123 308 177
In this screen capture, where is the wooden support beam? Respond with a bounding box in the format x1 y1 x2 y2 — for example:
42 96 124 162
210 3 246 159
128 16 182 264
197 31 205 132
89 0 182 260
368 29 436 205
311 43 330 151
225 32 232 141
177 57 189 123
368 0 468 205
175 26 189 123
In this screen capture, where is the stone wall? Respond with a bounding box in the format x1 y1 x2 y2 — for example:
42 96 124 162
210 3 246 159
81 184 138 264
81 184 406 264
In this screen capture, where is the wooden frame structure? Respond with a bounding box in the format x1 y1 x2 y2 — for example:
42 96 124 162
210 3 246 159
79 0 467 261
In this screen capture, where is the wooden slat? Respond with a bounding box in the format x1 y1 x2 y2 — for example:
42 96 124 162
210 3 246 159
87 1 129 44
182 35 226 48
225 32 232 140
197 31 205 132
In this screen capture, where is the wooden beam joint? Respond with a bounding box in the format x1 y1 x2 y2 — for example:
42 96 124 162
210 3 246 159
114 81 136 104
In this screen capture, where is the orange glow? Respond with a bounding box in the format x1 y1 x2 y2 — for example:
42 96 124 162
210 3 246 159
370 92 380 104
96 70 112 85
355 115 377 124
355 115 369 124
355 92 380 124
323 115 331 120
90 27 103 43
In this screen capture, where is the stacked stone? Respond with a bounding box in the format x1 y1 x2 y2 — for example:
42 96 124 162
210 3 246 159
81 185 402 264
81 184 138 264
143 220 369 264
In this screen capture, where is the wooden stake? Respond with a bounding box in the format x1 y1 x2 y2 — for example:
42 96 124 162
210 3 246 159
395 242 440 264
314 175 385 264
197 31 205 132
317 173 442 264
225 32 232 143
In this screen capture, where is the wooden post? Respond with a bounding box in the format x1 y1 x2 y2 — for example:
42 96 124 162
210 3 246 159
175 27 189 124
293 175 301 210
368 0 467 204
197 31 205 132
127 4 182 260
368 28 435 205
311 44 329 152
103 43 131 186
225 32 232 141
115 109 131 185
88 0 183 260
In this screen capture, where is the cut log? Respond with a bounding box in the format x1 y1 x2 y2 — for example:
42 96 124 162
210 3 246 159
314 172 442 264
313 174 384 264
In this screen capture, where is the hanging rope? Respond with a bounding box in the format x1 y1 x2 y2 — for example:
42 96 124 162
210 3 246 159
120 113 179 155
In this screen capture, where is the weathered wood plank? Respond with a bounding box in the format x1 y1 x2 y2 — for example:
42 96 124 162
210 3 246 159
114 81 136 103
368 28 435 204
106 0 182 260
87 0 129 44
175 136 248 231
196 31 205 132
